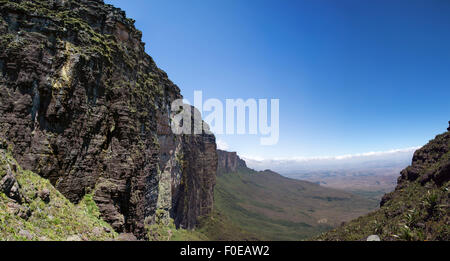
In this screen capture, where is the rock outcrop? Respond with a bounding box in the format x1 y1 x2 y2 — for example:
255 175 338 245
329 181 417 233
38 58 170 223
0 0 217 238
217 150 247 174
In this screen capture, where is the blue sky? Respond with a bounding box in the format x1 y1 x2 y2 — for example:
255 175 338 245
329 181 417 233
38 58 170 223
106 0 450 159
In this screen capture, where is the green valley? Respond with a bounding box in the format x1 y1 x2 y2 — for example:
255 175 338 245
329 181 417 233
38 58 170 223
204 151 380 240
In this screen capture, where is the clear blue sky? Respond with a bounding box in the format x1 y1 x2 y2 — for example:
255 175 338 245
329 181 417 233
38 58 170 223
106 0 450 159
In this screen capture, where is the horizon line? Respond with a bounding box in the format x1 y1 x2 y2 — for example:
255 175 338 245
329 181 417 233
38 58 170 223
241 146 420 162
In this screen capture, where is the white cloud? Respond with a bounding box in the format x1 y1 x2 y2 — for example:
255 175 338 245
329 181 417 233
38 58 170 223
331 147 420 160
242 146 420 173
216 139 230 150
242 147 420 162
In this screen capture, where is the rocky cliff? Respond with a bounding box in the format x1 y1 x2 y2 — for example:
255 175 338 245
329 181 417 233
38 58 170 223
217 150 247 174
317 123 450 241
0 0 217 238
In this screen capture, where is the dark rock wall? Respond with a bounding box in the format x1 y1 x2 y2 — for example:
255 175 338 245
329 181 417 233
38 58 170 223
156 105 217 229
0 0 216 238
174 111 217 229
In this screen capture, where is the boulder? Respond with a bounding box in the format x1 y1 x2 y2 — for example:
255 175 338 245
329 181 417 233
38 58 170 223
38 189 51 203
0 167 23 203
66 235 82 241
117 233 138 241
367 235 381 241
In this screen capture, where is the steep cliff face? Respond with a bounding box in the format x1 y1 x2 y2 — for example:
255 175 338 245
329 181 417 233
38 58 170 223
317 124 450 241
217 150 247 174
0 0 216 238
157 106 217 229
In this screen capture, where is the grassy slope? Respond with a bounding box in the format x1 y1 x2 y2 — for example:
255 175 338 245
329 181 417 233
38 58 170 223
0 146 117 241
146 213 209 241
195 209 261 241
146 209 260 241
210 168 378 240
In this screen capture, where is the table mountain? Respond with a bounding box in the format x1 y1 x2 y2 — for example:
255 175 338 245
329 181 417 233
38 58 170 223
217 150 247 175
